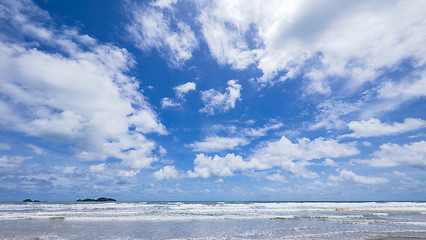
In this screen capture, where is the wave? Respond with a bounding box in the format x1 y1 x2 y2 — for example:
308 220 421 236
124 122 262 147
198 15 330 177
0 201 425 222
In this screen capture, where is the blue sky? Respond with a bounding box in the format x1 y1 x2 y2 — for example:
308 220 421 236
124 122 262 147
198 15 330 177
0 0 425 201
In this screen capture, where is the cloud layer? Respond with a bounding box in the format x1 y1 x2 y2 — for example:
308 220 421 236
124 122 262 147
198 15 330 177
196 0 426 91
357 141 426 168
0 0 166 172
0 0 425 200
344 118 426 138
187 136 359 179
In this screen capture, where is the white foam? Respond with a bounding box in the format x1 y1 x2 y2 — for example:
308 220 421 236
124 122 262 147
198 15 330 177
0 202 425 222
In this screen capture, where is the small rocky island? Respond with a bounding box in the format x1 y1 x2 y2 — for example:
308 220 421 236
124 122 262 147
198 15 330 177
76 197 116 202
23 199 40 202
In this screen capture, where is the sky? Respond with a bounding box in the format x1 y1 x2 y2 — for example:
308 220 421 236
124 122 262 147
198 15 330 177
0 0 425 201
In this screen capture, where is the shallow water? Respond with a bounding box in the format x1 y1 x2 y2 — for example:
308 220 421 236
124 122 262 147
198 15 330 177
0 202 425 239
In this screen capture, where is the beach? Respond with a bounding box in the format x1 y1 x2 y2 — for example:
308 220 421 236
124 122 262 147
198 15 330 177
0 201 425 239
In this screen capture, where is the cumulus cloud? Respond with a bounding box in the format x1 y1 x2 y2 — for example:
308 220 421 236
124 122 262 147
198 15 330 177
187 136 359 178
187 136 249 152
356 141 426 168
196 0 426 91
174 82 196 98
161 82 196 109
153 165 180 180
161 97 181 109
200 80 242 114
187 153 249 178
249 136 359 178
328 169 388 185
127 1 197 67
343 118 426 138
0 0 166 171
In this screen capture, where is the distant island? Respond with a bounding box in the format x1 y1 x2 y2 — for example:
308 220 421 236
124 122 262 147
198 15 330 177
76 197 116 202
23 199 40 202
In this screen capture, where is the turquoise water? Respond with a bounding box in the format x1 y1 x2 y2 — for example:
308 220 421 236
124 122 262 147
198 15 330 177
0 201 425 239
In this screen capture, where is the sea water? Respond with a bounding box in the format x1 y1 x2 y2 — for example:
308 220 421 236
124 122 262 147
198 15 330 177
0 201 425 239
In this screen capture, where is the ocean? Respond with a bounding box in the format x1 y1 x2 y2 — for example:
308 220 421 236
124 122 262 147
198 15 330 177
0 201 425 239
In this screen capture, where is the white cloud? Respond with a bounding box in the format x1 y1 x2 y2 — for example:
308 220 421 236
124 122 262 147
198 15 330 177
249 136 359 178
377 73 426 101
320 158 337 167
151 0 177 9
127 2 197 67
0 155 31 168
0 0 50 40
187 153 249 178
0 0 165 171
196 0 426 91
266 173 287 183
0 143 11 150
153 165 180 180
174 82 196 98
187 136 248 152
356 141 426 168
344 118 426 138
161 82 196 109
200 80 241 114
187 136 359 179
328 169 388 185
117 169 139 178
197 0 260 70
161 97 181 109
